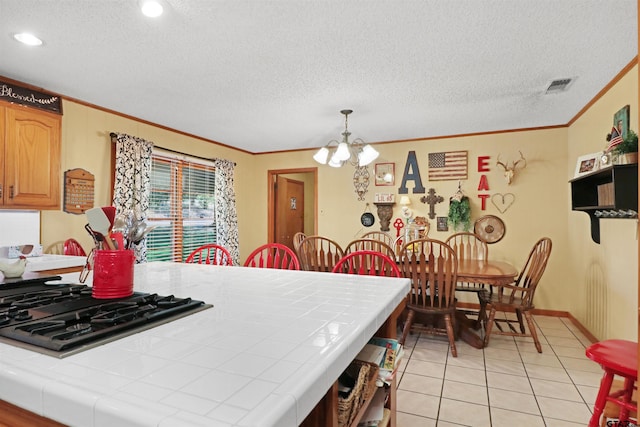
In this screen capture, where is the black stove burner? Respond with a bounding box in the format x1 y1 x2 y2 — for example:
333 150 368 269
0 279 211 357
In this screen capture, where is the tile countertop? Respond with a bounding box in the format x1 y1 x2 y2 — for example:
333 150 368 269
0 262 410 427
0 254 86 272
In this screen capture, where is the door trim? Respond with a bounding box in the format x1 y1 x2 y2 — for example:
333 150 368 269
267 168 318 243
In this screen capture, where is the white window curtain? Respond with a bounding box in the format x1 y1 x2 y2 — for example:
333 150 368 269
112 132 153 262
212 158 239 264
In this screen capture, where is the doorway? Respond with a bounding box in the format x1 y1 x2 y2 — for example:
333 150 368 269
267 168 317 251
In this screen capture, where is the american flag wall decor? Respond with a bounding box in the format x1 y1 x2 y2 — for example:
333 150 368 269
428 151 468 181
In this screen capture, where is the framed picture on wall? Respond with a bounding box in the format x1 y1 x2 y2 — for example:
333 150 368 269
574 152 600 178
614 105 630 139
374 163 395 186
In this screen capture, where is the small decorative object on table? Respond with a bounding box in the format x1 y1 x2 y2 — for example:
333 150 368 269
0 256 27 278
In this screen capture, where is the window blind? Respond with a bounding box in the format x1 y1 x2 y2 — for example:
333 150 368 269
146 153 216 262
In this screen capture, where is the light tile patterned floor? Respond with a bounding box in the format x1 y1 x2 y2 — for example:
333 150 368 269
395 314 605 427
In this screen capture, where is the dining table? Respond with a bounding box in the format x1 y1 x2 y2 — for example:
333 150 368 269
398 257 519 349
454 259 519 348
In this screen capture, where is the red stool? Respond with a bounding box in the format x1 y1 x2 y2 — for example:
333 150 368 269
586 339 638 427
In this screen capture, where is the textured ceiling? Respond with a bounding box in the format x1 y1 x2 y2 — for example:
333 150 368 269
0 0 637 154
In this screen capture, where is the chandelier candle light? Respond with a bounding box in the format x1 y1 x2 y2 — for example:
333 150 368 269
313 109 379 168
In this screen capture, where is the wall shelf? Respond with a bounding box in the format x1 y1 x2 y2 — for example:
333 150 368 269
569 164 638 243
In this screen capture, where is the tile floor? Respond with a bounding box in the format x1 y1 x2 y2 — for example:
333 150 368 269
394 314 608 427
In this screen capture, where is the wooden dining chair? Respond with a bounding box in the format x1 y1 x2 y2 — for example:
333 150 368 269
445 232 489 328
63 238 87 256
332 250 401 277
292 232 307 252
296 235 344 272
398 238 459 357
481 237 552 352
243 243 300 270
360 231 394 247
344 238 396 259
185 243 234 266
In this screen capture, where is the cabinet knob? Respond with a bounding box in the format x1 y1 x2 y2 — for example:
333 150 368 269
9 186 13 199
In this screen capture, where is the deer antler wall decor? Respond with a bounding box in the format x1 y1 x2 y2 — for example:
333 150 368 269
496 151 527 185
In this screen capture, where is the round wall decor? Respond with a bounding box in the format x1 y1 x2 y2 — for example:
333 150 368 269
361 212 375 227
474 215 506 244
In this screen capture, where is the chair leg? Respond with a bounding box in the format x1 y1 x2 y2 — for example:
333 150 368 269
619 376 635 422
590 372 615 427
516 308 526 334
444 313 457 357
523 311 542 353
399 309 415 346
483 307 497 348
475 295 487 331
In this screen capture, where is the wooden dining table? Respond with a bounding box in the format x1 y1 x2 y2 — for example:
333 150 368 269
454 259 519 348
398 257 519 349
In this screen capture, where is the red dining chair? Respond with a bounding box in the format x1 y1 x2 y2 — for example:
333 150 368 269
331 250 401 277
243 243 300 270
185 244 234 266
63 238 87 256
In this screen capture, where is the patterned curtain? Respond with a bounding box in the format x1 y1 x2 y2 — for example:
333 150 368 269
112 133 154 263
213 159 239 265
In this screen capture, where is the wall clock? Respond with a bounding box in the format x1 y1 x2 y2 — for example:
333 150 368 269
474 215 506 244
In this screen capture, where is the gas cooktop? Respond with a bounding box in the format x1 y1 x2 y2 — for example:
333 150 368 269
0 276 211 358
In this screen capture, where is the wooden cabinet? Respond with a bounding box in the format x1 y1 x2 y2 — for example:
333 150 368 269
570 164 638 243
0 101 61 210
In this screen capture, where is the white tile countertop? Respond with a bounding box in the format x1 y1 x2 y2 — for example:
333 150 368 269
0 262 409 427
0 254 86 272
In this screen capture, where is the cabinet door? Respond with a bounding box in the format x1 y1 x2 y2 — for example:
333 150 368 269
4 105 61 209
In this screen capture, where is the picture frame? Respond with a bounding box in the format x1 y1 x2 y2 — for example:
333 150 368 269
574 152 600 178
436 216 449 232
374 162 395 186
614 105 630 139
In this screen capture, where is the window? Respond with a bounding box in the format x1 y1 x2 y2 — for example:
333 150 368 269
146 152 216 262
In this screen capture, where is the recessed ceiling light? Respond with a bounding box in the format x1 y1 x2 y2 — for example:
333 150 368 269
13 32 43 46
140 0 163 17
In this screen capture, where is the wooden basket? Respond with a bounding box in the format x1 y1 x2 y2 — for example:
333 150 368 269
338 360 379 427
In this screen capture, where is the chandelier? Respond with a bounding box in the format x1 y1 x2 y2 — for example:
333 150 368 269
313 109 379 168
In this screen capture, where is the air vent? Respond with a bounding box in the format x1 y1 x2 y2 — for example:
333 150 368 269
545 78 573 94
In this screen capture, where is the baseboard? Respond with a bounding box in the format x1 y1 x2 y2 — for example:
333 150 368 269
456 302 598 344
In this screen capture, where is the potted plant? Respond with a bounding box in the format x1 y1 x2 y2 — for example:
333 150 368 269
447 193 471 232
611 129 638 164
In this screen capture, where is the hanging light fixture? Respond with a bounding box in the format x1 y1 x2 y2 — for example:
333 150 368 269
313 109 379 168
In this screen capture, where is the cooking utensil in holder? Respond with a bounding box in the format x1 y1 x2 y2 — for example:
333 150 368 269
92 249 135 299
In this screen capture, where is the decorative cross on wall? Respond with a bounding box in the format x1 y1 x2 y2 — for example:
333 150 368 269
420 188 444 219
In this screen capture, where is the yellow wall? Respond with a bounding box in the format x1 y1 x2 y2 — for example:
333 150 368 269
41 100 258 260
254 129 572 312
36 66 638 341
567 65 639 341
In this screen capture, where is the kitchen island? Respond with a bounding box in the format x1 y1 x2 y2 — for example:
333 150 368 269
0 262 409 426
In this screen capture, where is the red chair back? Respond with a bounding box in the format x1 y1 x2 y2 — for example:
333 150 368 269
331 250 401 278
185 244 233 265
244 243 300 270
63 238 87 256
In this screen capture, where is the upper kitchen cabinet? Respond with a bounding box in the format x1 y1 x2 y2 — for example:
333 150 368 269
0 101 61 210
